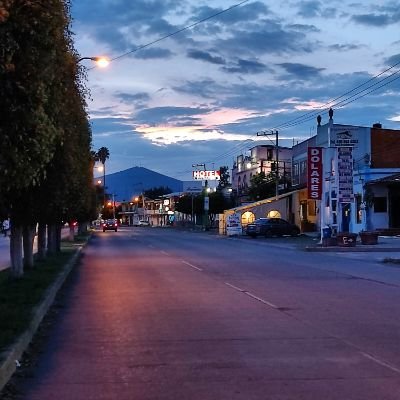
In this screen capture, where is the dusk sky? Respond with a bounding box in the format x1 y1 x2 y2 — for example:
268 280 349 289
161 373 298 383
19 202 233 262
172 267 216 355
71 0 400 181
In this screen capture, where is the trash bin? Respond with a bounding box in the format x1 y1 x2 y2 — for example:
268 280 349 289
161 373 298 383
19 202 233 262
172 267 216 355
322 226 332 238
336 232 357 247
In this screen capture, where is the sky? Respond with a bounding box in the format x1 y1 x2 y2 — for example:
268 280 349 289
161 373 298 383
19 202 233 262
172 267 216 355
71 0 400 181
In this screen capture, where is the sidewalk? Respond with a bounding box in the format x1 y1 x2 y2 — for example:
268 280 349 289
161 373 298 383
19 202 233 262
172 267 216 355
304 234 400 253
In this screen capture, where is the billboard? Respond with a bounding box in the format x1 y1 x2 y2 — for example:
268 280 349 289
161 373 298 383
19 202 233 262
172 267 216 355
307 147 323 200
192 170 221 180
182 181 203 194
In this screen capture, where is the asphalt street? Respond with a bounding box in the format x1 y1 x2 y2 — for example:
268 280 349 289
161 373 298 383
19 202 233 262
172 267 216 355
4 227 400 399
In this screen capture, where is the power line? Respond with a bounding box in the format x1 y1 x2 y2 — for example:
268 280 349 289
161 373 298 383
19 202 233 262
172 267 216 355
107 0 251 63
271 60 400 131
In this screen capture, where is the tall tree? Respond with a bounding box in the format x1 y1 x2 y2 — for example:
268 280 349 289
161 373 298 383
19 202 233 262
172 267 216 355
0 0 93 276
97 146 109 214
217 166 230 189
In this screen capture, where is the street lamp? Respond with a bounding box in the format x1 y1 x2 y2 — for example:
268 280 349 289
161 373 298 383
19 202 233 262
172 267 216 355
77 56 110 68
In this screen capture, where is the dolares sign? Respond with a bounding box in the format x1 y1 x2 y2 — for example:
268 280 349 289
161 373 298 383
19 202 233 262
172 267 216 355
307 147 323 200
192 170 221 180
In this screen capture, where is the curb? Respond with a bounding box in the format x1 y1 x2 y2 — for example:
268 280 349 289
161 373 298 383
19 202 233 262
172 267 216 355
0 246 83 392
305 246 400 252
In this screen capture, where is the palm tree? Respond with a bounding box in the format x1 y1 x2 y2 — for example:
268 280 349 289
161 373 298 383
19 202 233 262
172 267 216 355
96 147 110 209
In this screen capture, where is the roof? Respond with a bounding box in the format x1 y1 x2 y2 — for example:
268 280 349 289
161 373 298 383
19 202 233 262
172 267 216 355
366 173 400 185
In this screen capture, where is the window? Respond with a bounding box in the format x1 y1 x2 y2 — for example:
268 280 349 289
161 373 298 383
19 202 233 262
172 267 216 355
267 210 281 218
241 211 255 226
373 197 387 213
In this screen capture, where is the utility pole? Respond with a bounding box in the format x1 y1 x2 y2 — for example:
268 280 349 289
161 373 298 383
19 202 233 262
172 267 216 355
257 130 279 199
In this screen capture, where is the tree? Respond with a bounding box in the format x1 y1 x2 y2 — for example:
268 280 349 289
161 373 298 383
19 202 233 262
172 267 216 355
144 186 172 200
97 146 109 216
218 166 230 189
0 0 94 276
248 172 276 201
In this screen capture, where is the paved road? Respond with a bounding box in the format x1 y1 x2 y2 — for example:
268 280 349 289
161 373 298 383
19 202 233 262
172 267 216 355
6 227 400 399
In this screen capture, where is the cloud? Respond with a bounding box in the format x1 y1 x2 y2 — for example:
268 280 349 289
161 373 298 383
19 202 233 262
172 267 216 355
222 58 269 74
352 13 392 26
134 47 174 59
277 63 325 79
328 43 364 51
287 23 320 33
134 106 211 126
385 53 400 66
296 0 323 18
116 92 151 107
217 23 317 55
190 2 270 25
186 49 226 65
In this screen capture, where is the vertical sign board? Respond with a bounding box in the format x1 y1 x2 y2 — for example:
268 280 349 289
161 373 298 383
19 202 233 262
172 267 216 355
226 213 242 236
204 196 209 211
307 147 323 200
337 147 354 203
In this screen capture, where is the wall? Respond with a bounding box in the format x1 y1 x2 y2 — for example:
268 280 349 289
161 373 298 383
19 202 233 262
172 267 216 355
371 128 400 168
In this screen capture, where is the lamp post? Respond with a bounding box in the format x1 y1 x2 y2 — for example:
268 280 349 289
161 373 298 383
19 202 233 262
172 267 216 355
77 56 110 68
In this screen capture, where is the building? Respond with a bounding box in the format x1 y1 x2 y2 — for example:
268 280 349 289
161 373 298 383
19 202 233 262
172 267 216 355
223 111 400 236
231 144 292 204
292 111 400 235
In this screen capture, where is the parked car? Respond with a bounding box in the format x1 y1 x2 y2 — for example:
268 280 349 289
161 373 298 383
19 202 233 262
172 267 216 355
138 220 150 226
245 218 300 238
103 219 118 232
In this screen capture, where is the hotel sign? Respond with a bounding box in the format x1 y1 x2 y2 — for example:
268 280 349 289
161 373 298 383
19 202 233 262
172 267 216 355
307 147 323 200
192 170 221 180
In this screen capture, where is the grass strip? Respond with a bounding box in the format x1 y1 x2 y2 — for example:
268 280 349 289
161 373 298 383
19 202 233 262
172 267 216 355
0 234 89 353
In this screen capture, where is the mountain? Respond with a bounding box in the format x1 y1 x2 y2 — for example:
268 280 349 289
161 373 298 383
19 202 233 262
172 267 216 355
99 167 183 201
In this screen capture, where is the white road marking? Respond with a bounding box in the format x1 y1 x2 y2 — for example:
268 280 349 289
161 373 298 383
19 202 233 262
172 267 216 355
224 282 245 292
181 260 202 271
244 292 279 309
224 283 279 309
360 352 400 375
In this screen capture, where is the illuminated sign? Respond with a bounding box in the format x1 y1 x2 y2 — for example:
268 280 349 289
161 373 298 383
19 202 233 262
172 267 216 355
192 170 221 180
307 147 323 200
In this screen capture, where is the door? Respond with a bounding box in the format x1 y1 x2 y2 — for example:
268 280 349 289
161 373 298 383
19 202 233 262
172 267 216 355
389 187 400 228
341 203 351 232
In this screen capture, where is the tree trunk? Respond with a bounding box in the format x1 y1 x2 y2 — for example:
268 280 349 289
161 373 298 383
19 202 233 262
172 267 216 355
56 223 62 252
78 221 88 234
47 224 57 255
68 222 75 242
10 224 23 278
23 225 36 269
37 223 47 260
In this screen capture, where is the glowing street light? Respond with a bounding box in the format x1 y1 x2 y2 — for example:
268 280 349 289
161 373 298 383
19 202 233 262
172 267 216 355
77 56 110 68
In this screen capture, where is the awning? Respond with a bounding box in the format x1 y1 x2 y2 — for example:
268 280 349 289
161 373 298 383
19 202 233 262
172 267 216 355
366 173 400 185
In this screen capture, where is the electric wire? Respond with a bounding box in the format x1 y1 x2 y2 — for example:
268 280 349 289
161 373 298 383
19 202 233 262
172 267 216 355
270 60 400 131
275 69 400 131
93 0 250 66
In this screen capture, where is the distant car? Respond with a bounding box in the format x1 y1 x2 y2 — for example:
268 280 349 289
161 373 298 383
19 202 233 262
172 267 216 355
138 220 150 226
245 218 300 238
103 219 118 232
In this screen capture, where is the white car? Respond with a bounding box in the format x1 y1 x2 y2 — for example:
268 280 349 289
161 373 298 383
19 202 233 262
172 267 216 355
138 220 150 226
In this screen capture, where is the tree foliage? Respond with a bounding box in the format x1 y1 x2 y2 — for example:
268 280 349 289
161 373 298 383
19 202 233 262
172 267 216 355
217 166 230 189
248 172 276 201
0 0 95 276
144 186 172 200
